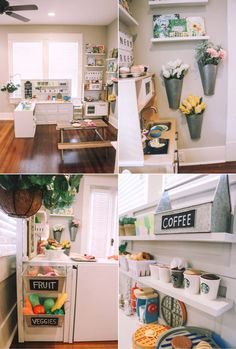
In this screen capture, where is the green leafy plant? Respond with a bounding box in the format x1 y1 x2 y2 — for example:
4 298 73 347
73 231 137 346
0 175 82 211
196 41 226 66
122 216 137 225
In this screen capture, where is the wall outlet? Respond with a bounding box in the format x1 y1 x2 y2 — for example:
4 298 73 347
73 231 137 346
178 151 185 163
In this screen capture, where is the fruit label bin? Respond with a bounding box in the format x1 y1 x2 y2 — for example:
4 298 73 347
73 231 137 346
23 266 66 293
25 314 64 327
155 175 232 234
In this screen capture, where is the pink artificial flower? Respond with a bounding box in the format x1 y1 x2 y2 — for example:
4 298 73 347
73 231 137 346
219 49 226 60
207 48 220 58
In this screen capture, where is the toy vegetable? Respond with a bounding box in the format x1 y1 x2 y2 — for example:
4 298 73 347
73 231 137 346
51 293 67 312
33 305 45 314
43 298 55 312
29 294 40 307
22 296 34 315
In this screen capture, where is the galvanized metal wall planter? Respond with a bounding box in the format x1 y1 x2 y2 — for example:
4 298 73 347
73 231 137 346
186 113 204 140
198 63 218 96
164 78 183 110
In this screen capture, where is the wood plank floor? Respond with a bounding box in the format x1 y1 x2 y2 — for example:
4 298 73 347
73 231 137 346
0 121 117 173
179 161 236 173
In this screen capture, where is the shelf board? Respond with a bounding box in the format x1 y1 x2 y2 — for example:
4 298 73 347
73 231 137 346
151 36 210 43
119 4 139 27
85 53 105 56
119 232 236 243
106 58 117 61
49 214 74 218
120 270 233 317
85 65 105 68
149 0 208 7
106 71 117 74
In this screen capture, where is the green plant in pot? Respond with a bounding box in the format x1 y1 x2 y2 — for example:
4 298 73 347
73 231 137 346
123 216 137 236
1 81 20 93
0 175 82 218
119 217 126 236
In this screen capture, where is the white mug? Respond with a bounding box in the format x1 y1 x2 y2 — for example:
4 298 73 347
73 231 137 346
158 265 171 283
200 274 221 300
150 264 159 280
184 272 201 295
139 305 145 323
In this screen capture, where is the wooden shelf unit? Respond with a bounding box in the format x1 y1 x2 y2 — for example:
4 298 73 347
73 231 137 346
119 4 139 27
151 36 210 43
149 0 208 7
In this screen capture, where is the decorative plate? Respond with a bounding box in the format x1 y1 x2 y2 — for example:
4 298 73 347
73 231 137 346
156 326 221 349
161 296 187 328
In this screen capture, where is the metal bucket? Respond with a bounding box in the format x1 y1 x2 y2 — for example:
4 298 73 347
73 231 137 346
186 113 203 140
198 63 218 96
69 227 78 241
164 78 183 110
53 230 62 242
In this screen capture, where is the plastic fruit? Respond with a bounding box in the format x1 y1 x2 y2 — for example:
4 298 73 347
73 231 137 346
29 294 40 307
43 298 55 312
33 305 45 314
51 293 68 312
23 297 34 315
53 309 64 315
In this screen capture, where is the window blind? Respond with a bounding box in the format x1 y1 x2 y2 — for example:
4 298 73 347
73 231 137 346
49 42 79 98
118 174 148 214
88 187 117 258
0 210 17 257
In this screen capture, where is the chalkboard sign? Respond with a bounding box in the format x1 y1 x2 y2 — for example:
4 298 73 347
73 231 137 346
30 316 59 326
29 279 59 291
161 210 195 230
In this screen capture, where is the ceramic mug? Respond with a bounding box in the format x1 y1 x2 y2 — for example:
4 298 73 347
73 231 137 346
158 265 171 283
184 270 202 295
200 274 221 300
139 305 145 323
171 268 185 288
150 264 159 280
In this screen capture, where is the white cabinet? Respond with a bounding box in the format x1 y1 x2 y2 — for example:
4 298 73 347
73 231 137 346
74 261 118 342
14 102 36 138
35 102 73 125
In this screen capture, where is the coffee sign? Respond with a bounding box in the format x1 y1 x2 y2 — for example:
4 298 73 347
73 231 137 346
31 316 59 326
161 210 195 230
29 279 59 291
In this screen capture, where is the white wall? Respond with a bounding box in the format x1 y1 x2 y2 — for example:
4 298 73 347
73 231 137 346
119 174 236 347
128 0 229 163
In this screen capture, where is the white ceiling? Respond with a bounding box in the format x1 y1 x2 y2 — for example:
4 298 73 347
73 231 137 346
0 0 117 25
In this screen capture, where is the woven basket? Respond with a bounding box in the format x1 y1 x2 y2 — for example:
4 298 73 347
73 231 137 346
124 224 136 236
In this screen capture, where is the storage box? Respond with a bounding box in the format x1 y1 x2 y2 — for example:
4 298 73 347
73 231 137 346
128 260 157 277
119 255 129 271
155 175 232 234
25 314 64 327
23 266 66 293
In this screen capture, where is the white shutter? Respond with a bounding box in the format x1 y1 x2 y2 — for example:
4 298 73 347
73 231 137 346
0 210 17 257
118 174 148 214
88 188 117 258
48 42 79 98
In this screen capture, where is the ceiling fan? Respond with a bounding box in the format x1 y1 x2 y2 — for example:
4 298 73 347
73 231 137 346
0 0 38 22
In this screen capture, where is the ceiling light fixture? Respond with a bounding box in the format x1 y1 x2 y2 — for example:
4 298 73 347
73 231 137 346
48 12 55 17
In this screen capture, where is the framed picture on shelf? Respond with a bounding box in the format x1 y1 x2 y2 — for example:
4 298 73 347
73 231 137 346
87 56 96 66
187 17 206 36
98 44 105 53
153 14 180 38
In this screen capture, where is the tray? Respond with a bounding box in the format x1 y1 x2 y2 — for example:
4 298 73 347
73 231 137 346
156 326 221 348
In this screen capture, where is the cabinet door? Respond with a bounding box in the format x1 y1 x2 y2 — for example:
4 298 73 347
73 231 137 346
74 263 118 341
57 104 73 122
35 104 57 124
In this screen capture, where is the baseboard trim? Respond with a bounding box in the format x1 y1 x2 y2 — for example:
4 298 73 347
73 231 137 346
226 141 236 161
179 145 226 166
0 112 13 120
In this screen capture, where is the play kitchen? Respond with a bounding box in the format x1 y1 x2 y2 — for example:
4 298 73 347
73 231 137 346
118 5 179 173
119 174 236 348
0 174 118 344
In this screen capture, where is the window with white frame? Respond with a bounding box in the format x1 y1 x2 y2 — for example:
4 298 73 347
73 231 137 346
0 210 17 257
8 33 82 98
87 187 117 258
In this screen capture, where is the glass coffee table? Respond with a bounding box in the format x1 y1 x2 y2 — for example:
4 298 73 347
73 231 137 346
56 120 112 160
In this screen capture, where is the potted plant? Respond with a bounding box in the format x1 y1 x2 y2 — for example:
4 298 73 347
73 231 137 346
1 80 20 93
162 59 189 110
0 175 82 218
123 216 137 236
108 94 116 113
119 217 126 236
61 240 71 256
179 95 206 140
52 224 64 243
69 219 80 241
196 41 226 96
